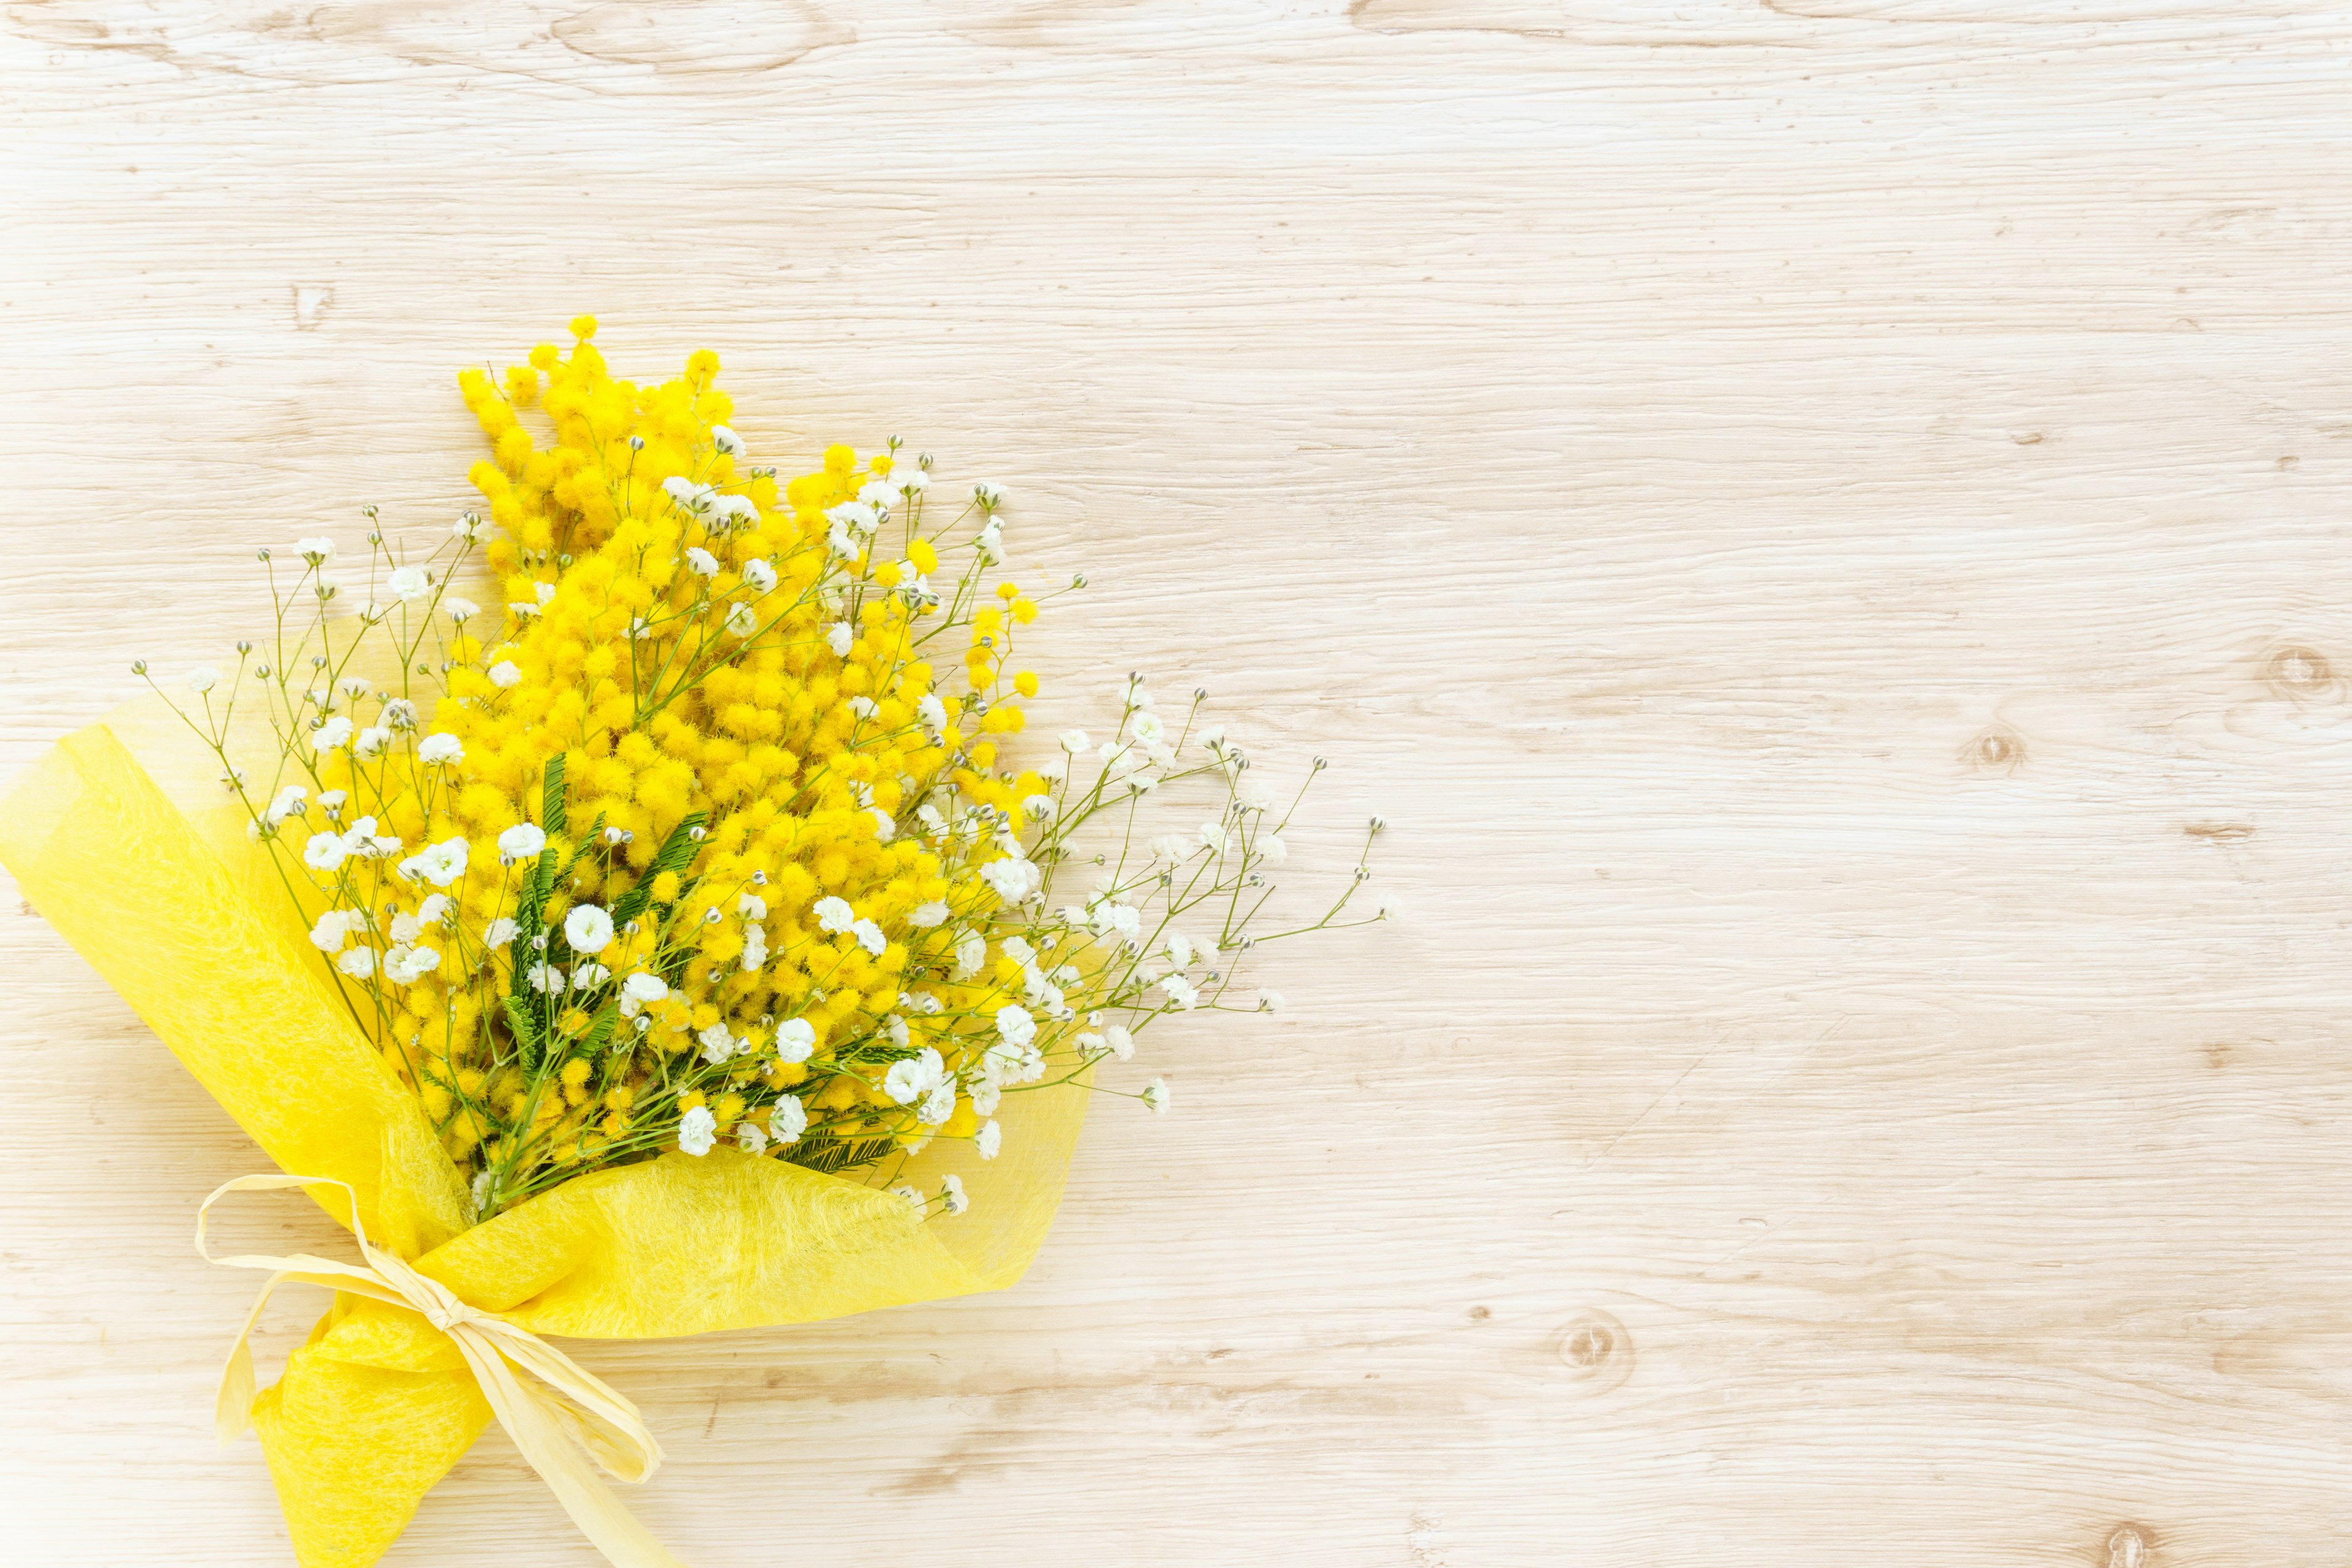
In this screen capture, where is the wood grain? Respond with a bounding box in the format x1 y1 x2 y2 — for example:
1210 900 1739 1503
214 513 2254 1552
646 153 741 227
6 2 2352 1562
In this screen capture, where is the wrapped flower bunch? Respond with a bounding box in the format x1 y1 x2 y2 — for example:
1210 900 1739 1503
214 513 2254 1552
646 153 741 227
1 318 1383 1567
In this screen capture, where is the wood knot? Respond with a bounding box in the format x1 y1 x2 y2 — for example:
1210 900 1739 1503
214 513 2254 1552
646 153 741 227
2106 1523 2152 1568
1963 725 2026 774
2264 644 2337 701
1553 1310 1634 1395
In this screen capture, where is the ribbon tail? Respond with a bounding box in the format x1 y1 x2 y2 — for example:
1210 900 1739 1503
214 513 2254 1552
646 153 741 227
214 1268 284 1444
481 1319 665 1483
449 1331 690 1568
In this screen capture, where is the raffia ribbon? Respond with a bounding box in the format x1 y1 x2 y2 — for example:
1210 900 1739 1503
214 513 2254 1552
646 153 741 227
197 1173 688 1568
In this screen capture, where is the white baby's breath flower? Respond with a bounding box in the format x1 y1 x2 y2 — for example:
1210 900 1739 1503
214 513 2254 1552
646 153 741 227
736 1120 769 1155
1159 973 1200 1011
917 693 948 731
295 537 336 565
186 666 222 695
976 1119 1001 1159
813 896 854 934
1166 931 1195 969
768 1094 808 1145
662 476 716 516
390 910 424 945
850 917 886 956
685 546 720 578
488 660 522 688
398 837 469 888
827 622 854 657
1140 1077 1171 1114
316 789 346 817
383 945 441 986
882 1055 936 1109
564 903 615 954
711 424 745 458
334 946 376 979
497 822 546 863
939 1172 969 1216
303 829 349 872
417 732 463 766
973 480 1005 508
1198 820 1229 855
265 784 307 826
890 1185 925 1214
919 1082 957 1126
677 1105 718 1157
908 900 948 929
387 566 431 602
980 857 1036 902
1237 777 1275 812
1059 729 1090 754
443 597 480 623
570 962 610 992
483 917 518 949
1258 989 1286 1013
725 601 759 638
968 1079 1002 1117
954 931 986 980
617 971 669 1019
352 726 391 761
698 1023 739 1065
995 1003 1037 1047
1257 833 1287 865
974 519 1003 565
774 1018 817 1063
1106 1025 1134 1061
307 909 361 952
741 559 777 595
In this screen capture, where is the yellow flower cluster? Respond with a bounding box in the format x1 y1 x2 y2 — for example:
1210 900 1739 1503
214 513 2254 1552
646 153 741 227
284 320 1057 1214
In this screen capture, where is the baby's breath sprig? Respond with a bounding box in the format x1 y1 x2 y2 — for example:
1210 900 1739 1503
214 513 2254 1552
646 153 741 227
141 318 1384 1224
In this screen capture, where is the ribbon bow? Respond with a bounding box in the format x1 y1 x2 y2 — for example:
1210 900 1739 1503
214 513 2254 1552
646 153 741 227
197 1173 687 1568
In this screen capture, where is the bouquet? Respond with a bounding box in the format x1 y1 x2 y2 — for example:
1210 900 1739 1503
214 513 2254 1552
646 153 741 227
0 318 1384 1567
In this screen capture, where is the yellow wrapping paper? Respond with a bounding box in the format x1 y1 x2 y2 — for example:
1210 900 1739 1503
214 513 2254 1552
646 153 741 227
0 699 1089 1568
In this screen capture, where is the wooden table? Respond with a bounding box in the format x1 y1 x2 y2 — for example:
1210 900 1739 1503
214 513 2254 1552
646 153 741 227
6 4 2350 1563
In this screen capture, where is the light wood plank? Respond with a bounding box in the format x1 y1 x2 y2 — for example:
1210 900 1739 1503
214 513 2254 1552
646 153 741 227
6 2 2352 1562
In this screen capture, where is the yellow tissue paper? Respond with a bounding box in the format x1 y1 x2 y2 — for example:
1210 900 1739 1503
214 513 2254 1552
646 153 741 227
0 699 1088 1568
